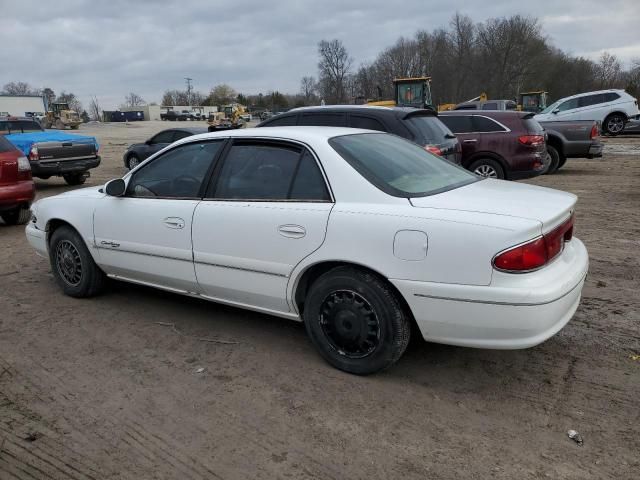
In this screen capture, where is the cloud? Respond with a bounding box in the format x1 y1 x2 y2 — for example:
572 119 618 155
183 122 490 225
1 0 638 110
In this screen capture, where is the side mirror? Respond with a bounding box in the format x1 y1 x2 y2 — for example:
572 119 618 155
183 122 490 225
105 178 126 197
552 109 559 114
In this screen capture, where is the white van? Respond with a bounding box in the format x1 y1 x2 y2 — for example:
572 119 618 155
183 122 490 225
535 89 639 135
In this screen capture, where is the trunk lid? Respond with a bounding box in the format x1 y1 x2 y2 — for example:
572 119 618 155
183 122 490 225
410 179 576 231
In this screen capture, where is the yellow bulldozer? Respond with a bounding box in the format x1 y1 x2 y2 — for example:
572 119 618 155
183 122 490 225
517 91 548 113
207 103 247 131
367 77 435 110
42 102 82 129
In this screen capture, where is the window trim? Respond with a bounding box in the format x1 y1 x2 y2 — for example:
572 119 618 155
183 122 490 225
123 138 228 200
347 114 387 132
440 114 511 134
204 138 334 203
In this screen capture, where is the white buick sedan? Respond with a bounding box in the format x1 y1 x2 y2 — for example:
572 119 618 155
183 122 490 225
26 127 588 374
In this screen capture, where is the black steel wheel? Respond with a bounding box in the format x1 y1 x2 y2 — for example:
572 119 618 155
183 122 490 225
49 225 106 297
304 266 411 375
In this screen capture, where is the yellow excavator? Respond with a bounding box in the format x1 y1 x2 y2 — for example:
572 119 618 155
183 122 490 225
518 91 548 113
367 77 435 110
207 103 247 130
42 102 82 129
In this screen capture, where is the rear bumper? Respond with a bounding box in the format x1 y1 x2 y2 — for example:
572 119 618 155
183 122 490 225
587 143 603 158
0 181 36 211
391 238 589 349
31 156 101 177
509 167 545 180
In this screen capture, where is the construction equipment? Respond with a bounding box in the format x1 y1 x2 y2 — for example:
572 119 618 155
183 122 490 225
207 103 247 130
518 91 548 113
367 77 434 110
42 103 81 130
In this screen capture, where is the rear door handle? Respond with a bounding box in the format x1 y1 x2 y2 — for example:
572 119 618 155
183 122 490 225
164 217 185 229
278 224 306 238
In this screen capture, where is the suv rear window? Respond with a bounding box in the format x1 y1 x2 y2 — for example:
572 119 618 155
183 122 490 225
329 133 477 198
405 115 454 144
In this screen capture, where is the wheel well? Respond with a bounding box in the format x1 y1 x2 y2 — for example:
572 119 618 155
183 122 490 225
293 261 417 328
605 111 628 121
464 154 508 177
46 219 77 243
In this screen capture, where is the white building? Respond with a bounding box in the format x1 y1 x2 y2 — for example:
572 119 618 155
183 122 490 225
0 95 46 116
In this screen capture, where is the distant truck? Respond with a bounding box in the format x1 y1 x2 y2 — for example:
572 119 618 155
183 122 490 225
1 116 100 185
160 110 190 121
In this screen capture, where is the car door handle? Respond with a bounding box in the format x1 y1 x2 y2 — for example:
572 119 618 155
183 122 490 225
278 224 306 238
463 139 478 143
163 217 185 229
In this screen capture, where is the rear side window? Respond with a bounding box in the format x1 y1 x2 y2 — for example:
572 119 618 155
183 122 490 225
472 116 507 132
173 131 193 141
263 115 297 127
299 113 346 127
603 92 621 102
405 115 453 144
578 94 604 107
213 143 330 201
482 102 498 110
349 115 386 131
439 115 474 133
0 136 17 153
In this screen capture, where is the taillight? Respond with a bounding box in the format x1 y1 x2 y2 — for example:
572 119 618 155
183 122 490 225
28 145 39 161
424 145 442 156
493 214 574 272
518 135 545 146
590 124 599 139
17 156 31 172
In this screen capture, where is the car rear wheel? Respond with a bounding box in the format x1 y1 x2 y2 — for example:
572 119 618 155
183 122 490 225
546 145 563 174
127 154 141 170
469 158 505 179
1 207 31 225
556 155 568 171
63 173 87 186
303 266 411 375
603 113 625 135
49 226 106 297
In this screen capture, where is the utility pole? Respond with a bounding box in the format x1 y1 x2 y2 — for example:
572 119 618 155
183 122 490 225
185 77 193 106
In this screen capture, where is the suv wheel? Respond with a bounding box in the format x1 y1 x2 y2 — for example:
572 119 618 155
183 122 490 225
546 145 563 174
127 154 141 170
603 113 625 135
303 266 411 375
469 158 505 179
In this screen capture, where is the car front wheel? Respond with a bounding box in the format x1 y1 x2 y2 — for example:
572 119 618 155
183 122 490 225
303 266 411 375
49 226 106 297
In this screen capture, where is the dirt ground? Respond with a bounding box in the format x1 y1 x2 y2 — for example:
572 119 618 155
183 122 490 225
1 121 638 479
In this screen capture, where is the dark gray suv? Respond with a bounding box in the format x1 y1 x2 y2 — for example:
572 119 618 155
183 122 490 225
257 106 461 164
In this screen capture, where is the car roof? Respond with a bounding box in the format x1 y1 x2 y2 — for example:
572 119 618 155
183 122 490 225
182 126 376 144
165 127 209 134
439 110 531 119
287 105 435 116
557 89 626 101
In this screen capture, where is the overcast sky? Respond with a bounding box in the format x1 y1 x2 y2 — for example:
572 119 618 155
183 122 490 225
2 0 639 110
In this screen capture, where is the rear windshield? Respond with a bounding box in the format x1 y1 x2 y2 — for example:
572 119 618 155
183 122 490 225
405 115 454 145
522 117 544 134
329 133 478 198
0 120 43 134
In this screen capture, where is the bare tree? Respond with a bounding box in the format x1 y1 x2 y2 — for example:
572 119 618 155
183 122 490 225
123 92 146 107
207 84 237 106
594 52 622 89
300 76 317 104
317 39 353 103
2 81 39 95
88 96 102 121
56 91 83 114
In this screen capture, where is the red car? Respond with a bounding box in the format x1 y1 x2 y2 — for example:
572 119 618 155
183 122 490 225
0 135 35 225
438 111 548 180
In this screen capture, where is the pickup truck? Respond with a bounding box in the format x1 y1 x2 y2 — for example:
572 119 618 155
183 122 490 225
538 120 603 173
160 110 189 121
1 116 100 185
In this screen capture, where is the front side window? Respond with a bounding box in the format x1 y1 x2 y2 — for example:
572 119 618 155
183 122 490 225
557 98 579 112
213 143 330 201
330 133 477 198
150 130 175 144
263 115 297 127
127 141 222 198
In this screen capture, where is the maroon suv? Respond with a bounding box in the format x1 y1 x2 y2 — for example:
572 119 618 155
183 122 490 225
438 111 547 180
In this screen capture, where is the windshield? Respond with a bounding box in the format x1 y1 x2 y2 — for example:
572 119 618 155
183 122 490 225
539 100 560 115
329 133 478 197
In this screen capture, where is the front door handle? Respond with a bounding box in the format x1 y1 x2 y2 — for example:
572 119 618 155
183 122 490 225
278 224 306 239
463 139 478 143
164 217 185 229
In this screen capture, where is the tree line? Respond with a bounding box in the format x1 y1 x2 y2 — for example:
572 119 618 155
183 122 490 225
312 13 640 106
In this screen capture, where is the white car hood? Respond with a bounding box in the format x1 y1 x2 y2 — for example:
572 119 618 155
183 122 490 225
55 186 104 198
410 179 576 230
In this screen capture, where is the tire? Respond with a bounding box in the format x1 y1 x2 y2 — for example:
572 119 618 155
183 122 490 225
556 155 568 171
63 173 87 186
49 225 106 297
303 266 411 375
1 207 31 225
127 154 141 170
468 158 505 179
546 145 562 174
603 113 625 136
55 119 65 130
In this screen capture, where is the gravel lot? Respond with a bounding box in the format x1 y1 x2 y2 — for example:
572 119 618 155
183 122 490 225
1 121 638 479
